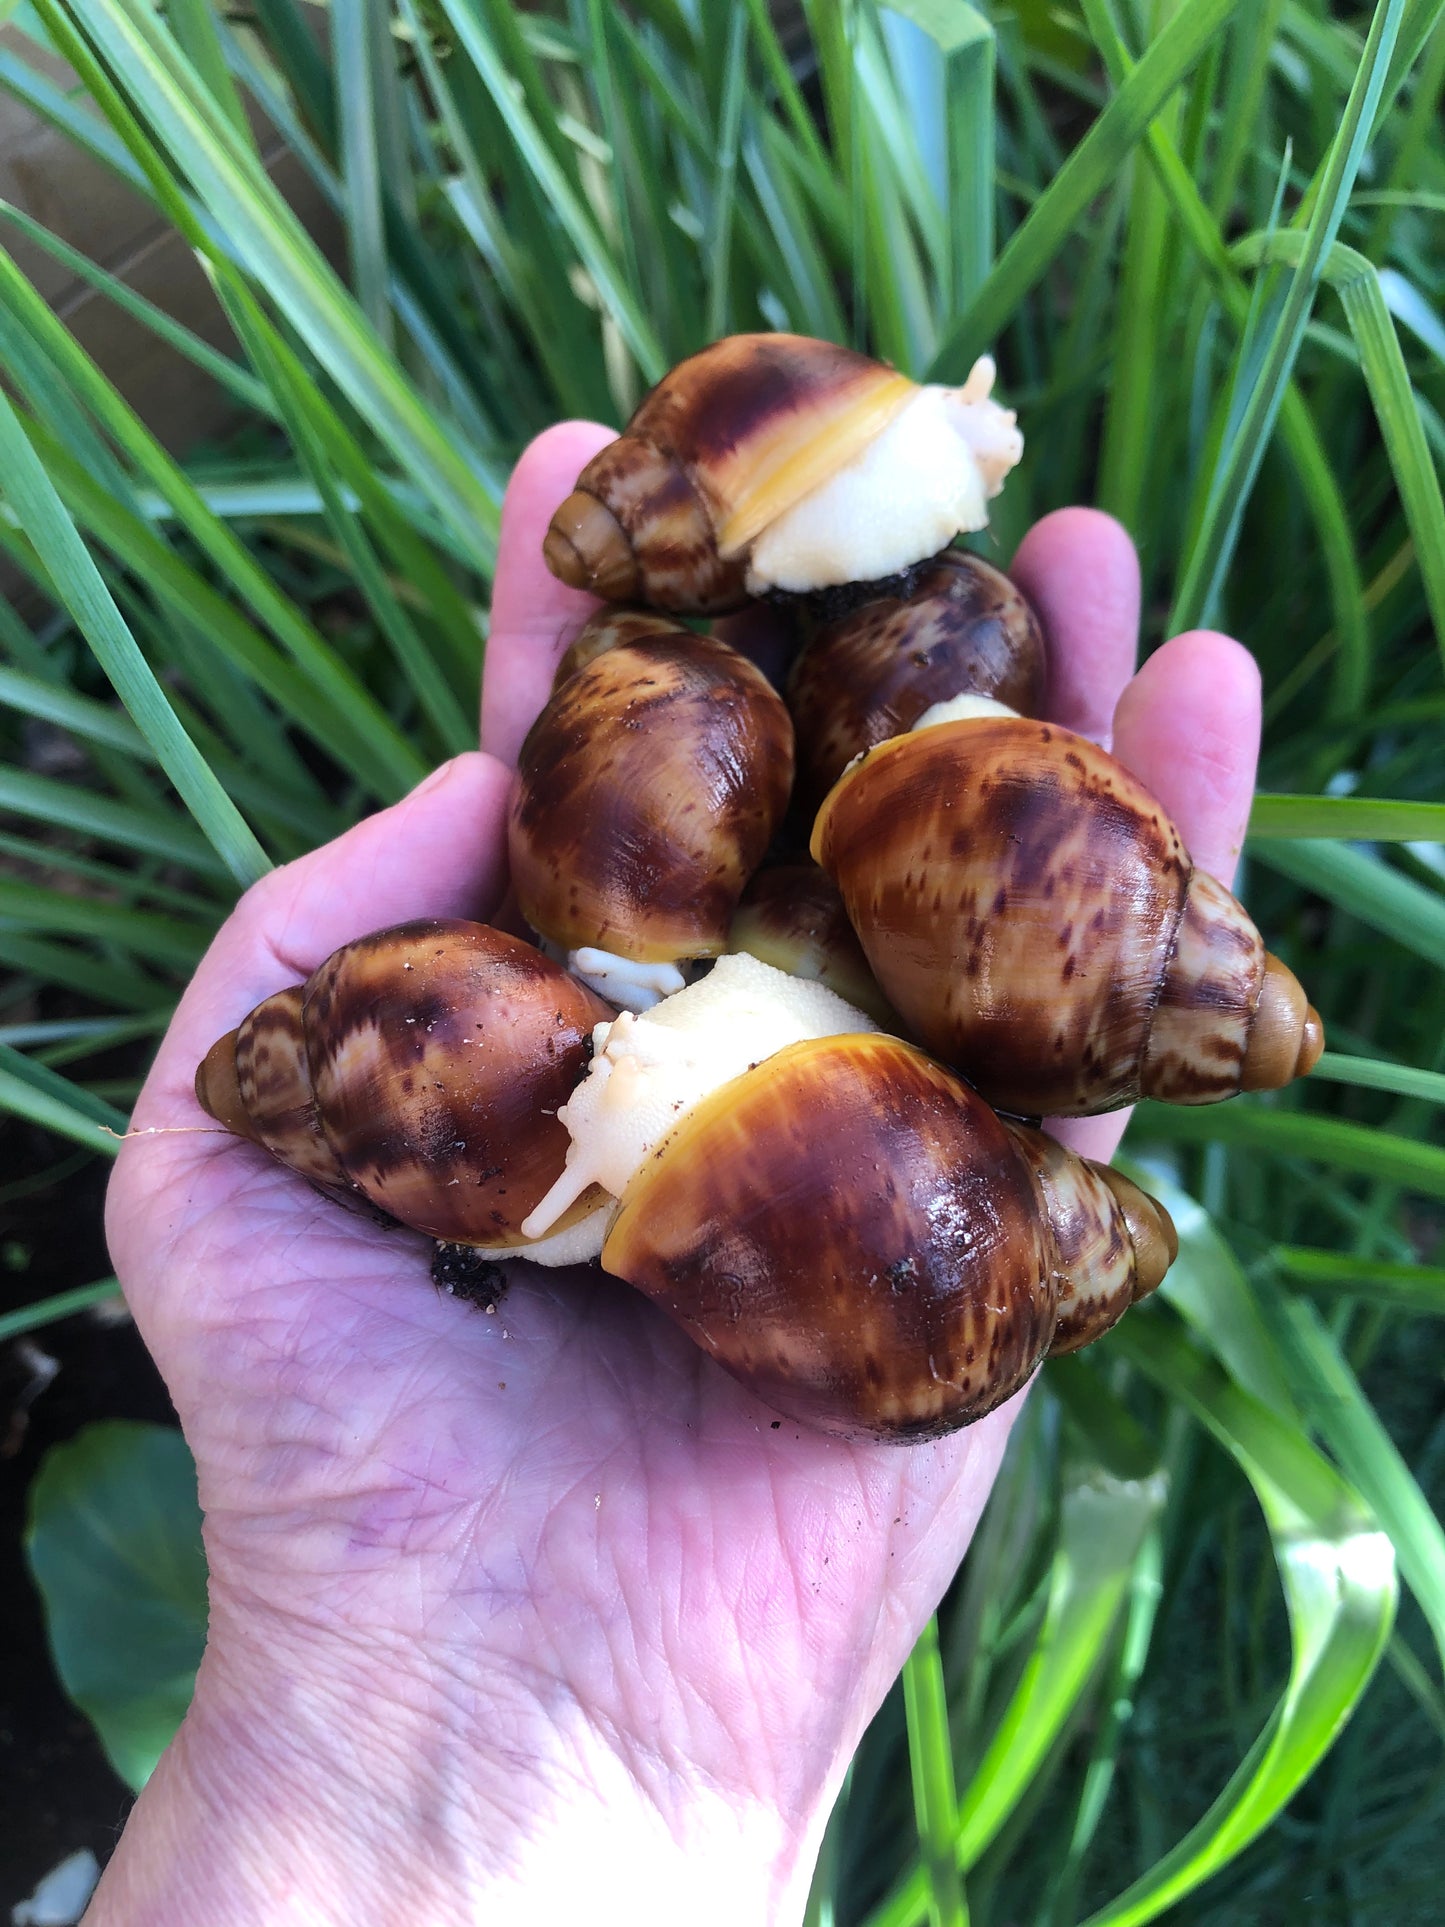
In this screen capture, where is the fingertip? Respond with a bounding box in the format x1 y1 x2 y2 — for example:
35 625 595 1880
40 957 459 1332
1112 630 1262 888
484 420 620 767
1011 509 1141 744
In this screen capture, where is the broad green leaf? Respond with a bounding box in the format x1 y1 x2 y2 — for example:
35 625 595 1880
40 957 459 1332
27 1422 207 1790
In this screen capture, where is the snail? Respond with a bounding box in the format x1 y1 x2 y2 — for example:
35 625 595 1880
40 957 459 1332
725 863 897 1026
786 548 1048 817
507 612 794 1010
197 939 1178 1438
517 953 1175 1439
812 698 1324 1117
195 920 615 1263
543 335 1024 614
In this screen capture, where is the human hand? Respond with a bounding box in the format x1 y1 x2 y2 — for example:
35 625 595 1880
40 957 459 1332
94 422 1261 1926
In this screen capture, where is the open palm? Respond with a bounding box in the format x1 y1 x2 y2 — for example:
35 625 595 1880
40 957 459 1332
100 425 1263 1923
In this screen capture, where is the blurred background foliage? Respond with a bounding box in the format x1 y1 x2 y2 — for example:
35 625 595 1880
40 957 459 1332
0 0 1441 1918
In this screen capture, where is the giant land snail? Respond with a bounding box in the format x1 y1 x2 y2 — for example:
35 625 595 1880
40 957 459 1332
197 931 1175 1441
193 330 1322 1440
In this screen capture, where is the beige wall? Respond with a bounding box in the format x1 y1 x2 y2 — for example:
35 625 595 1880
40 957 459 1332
0 26 337 612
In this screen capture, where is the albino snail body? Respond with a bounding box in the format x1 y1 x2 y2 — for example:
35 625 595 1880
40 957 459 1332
812 705 1324 1117
544 335 1022 613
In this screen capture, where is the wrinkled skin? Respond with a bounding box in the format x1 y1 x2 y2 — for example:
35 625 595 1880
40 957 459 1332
97 426 1262 1926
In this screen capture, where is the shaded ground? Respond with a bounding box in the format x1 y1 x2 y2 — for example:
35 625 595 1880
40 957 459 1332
0 1120 173 1906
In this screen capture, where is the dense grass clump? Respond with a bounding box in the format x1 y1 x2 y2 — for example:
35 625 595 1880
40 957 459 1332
0 1 1442 1919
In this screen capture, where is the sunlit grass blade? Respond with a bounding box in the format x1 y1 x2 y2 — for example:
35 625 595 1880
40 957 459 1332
901 1614 968 1927
1167 0 1408 632
0 386 268 886
1091 1313 1396 1927
929 0 1249 376
1254 1289 1445 1672
864 1468 1166 1927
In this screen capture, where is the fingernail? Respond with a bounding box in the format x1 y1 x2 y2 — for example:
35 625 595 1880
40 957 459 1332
411 756 466 800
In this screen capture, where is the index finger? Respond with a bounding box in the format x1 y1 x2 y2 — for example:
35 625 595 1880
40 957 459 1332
481 421 616 766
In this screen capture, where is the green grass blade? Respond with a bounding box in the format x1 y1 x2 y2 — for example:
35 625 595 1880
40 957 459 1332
1254 1289 1445 1672
166 0 252 140
1132 1102 1445 1199
57 0 500 558
0 198 271 413
901 1614 968 1927
0 1279 125 1344
1249 838 1445 968
0 1042 129 1144
705 6 750 343
1233 230 1445 679
1250 795 1445 839
928 0 1249 377
1088 1314 1396 1927
1273 1248 1445 1316
1167 0 1408 632
0 766 224 876
1310 1052 1445 1104
865 1469 1166 1927
0 386 269 887
333 0 395 344
431 0 666 384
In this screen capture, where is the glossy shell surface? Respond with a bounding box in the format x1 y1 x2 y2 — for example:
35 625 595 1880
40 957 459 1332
814 714 1273 1116
602 1033 1058 1439
544 335 915 613
509 629 795 962
787 550 1046 814
301 920 611 1244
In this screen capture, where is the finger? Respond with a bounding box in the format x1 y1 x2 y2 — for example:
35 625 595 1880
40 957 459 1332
482 420 617 767
1047 629 1262 1166
1111 631 1262 890
134 751 513 1124
1011 508 1140 745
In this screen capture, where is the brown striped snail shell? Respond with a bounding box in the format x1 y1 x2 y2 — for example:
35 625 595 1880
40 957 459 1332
601 1031 1176 1441
543 335 1024 614
786 549 1047 817
507 618 794 997
725 864 897 1027
811 708 1324 1118
195 920 612 1248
